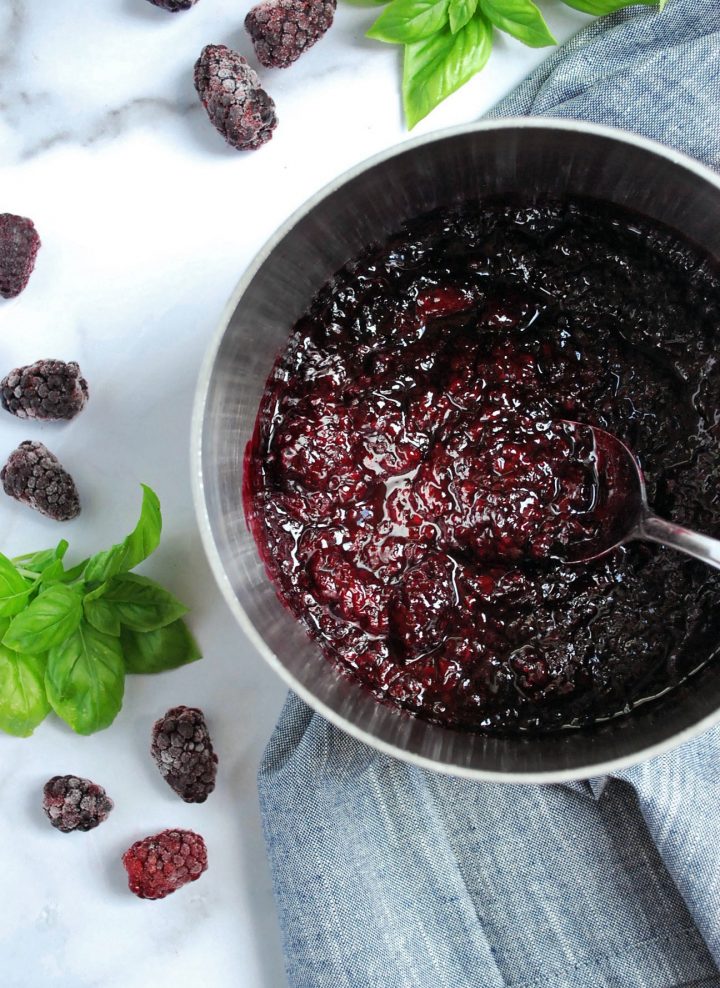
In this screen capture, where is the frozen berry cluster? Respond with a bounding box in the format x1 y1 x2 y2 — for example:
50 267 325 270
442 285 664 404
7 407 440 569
0 208 90 520
245 0 337 69
188 0 335 150
1 441 80 522
151 705 218 803
123 830 208 900
42 776 114 833
194 45 277 151
1 359 88 422
38 706 217 900
0 214 40 299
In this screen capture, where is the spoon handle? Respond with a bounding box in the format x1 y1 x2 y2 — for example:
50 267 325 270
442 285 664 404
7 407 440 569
637 513 720 571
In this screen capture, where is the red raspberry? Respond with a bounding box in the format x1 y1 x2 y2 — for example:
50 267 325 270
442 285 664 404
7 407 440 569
122 829 208 900
0 214 41 299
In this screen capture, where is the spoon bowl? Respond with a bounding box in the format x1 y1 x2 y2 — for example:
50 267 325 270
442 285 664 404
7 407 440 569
561 421 720 571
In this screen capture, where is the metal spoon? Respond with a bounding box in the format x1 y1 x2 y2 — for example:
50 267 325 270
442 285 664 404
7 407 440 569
560 421 720 570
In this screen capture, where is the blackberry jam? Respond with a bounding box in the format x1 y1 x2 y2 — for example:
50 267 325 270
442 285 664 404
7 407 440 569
246 200 720 733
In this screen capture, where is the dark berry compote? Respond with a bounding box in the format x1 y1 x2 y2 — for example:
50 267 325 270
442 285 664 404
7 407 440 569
245 200 720 734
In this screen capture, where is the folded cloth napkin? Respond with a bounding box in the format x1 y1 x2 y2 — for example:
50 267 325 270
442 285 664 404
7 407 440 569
258 3 720 985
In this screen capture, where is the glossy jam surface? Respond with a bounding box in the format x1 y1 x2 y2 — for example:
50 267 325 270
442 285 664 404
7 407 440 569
246 201 720 733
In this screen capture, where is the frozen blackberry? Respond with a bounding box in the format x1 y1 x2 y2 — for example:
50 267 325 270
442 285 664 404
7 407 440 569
193 44 277 151
1 360 88 421
146 0 199 9
1 441 80 521
42 775 114 833
0 214 41 299
245 0 336 68
151 705 218 803
122 829 208 899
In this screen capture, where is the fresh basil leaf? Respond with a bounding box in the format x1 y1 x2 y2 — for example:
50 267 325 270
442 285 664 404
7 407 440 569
0 647 50 737
13 540 69 575
46 622 125 734
0 552 33 617
448 0 478 33
83 485 162 584
62 559 88 582
84 597 122 637
38 559 67 588
368 0 450 44
480 0 555 46
403 12 493 127
84 582 109 603
101 573 188 632
121 619 201 674
3 584 83 654
560 0 658 13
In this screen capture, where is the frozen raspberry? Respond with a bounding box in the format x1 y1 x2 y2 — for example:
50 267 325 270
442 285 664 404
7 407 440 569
0 214 41 299
122 829 208 900
1 360 88 421
194 44 277 151
145 0 199 10
151 706 218 803
1 441 80 521
245 0 336 69
42 776 114 833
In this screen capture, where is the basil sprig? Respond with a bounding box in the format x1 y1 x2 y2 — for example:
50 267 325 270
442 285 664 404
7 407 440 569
0 485 200 737
365 0 666 127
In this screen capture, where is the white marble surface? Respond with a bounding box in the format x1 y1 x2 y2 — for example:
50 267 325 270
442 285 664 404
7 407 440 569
0 2 592 986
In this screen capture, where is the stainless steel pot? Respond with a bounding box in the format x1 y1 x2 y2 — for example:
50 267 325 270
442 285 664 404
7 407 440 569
192 119 720 783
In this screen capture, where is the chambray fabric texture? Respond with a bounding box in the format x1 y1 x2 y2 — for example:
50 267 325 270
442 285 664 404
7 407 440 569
258 3 720 986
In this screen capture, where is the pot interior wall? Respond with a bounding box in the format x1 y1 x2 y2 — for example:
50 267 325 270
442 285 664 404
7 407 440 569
200 125 720 778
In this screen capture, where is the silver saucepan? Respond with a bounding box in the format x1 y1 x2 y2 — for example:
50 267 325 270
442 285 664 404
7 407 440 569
192 120 720 783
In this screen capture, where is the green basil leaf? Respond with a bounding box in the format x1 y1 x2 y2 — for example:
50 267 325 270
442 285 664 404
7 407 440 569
448 0 478 33
368 0 449 44
83 485 162 584
13 540 69 575
84 597 122 637
62 559 88 582
101 573 188 632
121 619 201 674
480 0 555 46
560 0 658 13
0 552 33 617
3 584 83 654
46 622 125 734
84 582 109 603
403 13 493 128
0 647 50 737
38 559 68 588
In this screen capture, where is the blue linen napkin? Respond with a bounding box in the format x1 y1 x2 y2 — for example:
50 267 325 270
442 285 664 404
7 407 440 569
258 3 720 985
